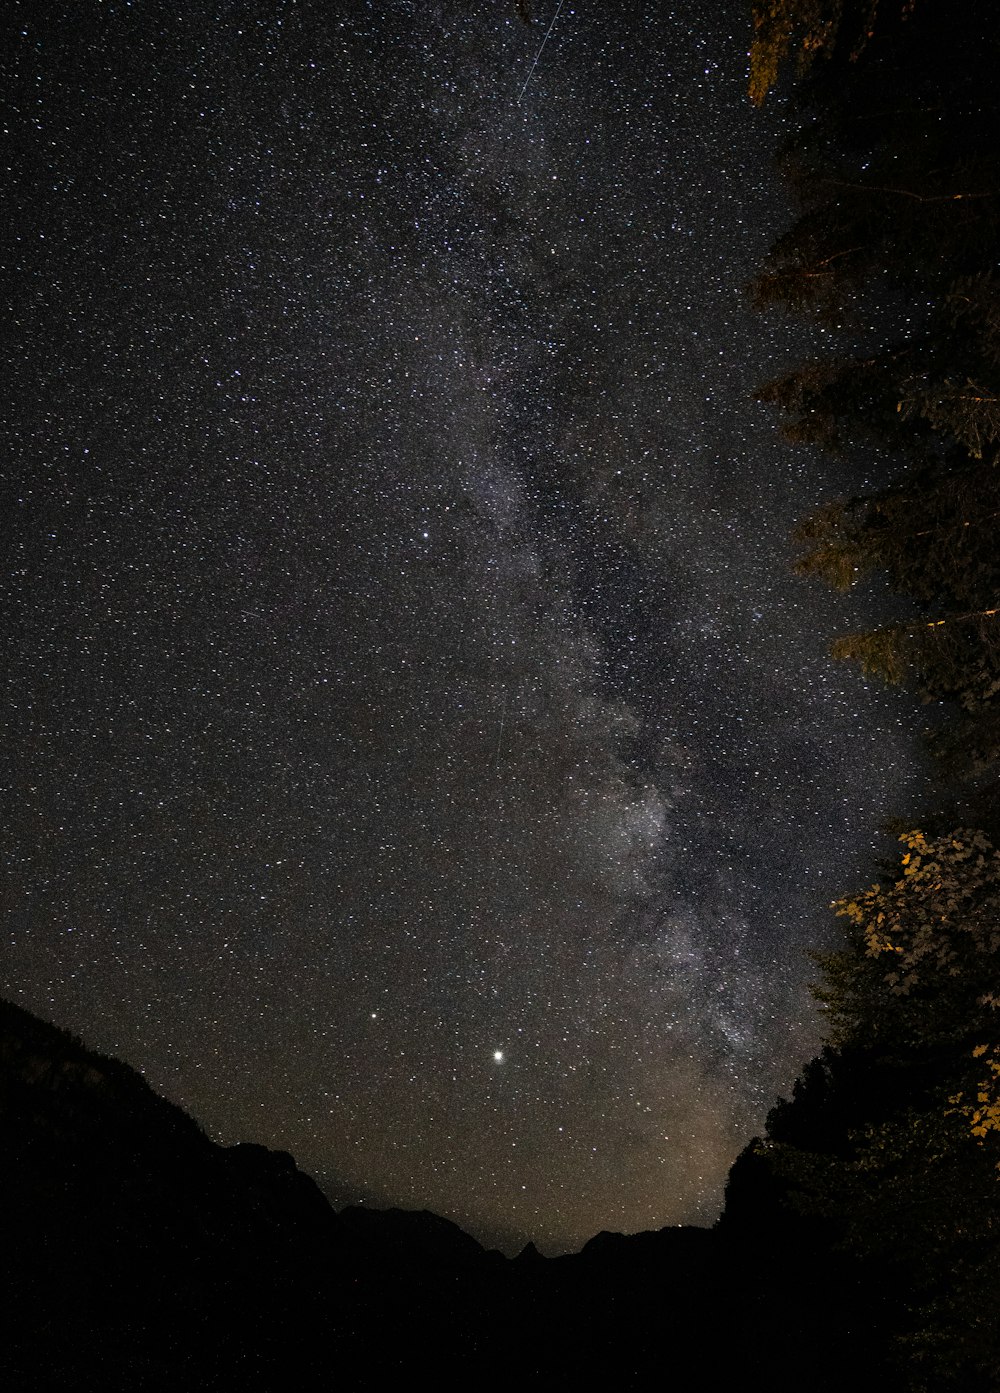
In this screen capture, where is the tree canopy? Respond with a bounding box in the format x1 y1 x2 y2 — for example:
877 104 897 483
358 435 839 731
750 0 1000 781
734 830 1000 1387
737 5 1000 1385
749 1 922 106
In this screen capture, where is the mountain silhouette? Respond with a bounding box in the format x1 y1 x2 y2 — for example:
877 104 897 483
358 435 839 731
0 998 885 1390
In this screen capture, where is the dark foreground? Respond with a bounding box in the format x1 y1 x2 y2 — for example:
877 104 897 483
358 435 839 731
0 998 895 1390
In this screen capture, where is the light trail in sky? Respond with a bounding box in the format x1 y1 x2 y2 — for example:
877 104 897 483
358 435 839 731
517 0 566 104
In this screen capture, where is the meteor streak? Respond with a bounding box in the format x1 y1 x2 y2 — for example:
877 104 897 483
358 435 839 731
517 0 566 105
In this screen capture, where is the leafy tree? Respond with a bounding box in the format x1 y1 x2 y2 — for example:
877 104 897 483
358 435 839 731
749 830 1000 1388
821 829 1000 1046
743 5 1000 1383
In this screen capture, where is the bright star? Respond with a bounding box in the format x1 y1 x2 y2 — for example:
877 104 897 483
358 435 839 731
493 1050 504 1063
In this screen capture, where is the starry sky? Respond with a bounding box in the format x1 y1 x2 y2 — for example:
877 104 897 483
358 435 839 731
2 0 927 1254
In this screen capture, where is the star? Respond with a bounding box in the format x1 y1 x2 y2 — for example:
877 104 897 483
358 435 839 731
1 0 921 1257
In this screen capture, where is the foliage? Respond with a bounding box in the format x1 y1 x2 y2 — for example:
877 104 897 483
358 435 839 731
793 462 1000 716
822 829 1000 1045
829 610 1000 710
745 5 1000 1383
757 352 923 449
749 0 887 106
896 276 1000 461
748 831 1000 1387
795 470 1000 605
753 1 1000 773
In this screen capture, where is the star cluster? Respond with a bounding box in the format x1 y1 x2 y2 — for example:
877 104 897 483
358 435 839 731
2 0 923 1252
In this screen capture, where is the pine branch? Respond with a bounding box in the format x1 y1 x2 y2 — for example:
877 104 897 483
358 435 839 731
822 179 999 203
916 606 1000 634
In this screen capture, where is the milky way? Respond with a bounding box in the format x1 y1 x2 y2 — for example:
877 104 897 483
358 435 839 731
2 0 925 1251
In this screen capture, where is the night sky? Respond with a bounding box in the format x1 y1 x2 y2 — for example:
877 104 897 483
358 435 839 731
3 0 926 1253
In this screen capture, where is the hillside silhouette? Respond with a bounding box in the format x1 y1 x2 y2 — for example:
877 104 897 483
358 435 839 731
1 997 892 1391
